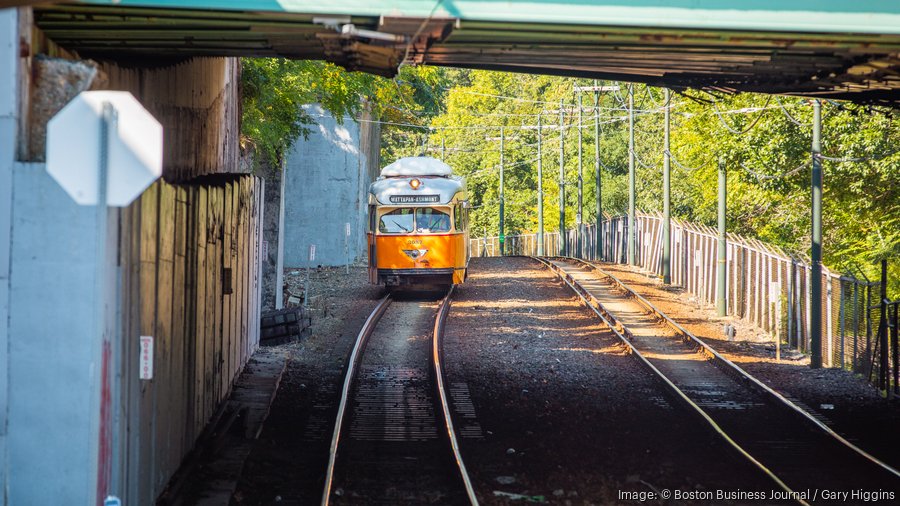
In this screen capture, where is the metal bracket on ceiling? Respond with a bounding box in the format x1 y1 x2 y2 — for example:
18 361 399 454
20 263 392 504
313 16 407 45
312 16 351 30
314 15 457 77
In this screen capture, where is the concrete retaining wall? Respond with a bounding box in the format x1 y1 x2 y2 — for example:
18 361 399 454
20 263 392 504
4 169 263 506
6 163 119 504
282 105 380 267
0 9 18 503
1 10 264 504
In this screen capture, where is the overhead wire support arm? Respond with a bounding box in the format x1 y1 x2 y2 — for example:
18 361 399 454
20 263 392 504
775 96 811 127
816 147 900 163
709 93 773 135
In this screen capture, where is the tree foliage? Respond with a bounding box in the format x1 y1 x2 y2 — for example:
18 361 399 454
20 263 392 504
240 58 898 290
240 59 447 166
380 69 899 291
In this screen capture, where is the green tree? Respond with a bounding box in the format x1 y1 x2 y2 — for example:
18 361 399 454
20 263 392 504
240 59 447 166
400 69 898 292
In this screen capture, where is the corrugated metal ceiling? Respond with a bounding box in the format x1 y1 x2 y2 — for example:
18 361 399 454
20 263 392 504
25 2 900 104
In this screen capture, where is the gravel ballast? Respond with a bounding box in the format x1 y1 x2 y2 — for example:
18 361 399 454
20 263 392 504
444 257 774 504
233 266 382 505
596 261 900 470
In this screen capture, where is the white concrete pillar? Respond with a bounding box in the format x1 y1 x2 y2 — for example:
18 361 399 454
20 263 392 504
2 10 119 503
0 9 19 504
275 161 286 309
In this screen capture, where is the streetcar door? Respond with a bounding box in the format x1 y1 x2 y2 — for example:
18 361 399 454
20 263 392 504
367 205 377 283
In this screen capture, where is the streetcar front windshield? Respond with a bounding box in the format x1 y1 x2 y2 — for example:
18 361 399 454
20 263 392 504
415 208 451 233
379 208 415 233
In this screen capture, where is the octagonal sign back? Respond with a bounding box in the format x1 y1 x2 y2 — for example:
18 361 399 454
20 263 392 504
46 91 163 207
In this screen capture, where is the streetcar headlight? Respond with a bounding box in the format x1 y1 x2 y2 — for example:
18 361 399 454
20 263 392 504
409 178 421 190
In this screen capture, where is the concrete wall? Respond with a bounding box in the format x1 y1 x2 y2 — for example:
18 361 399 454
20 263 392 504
3 169 264 506
6 164 120 505
0 9 17 504
282 105 380 267
0 10 265 504
25 25 242 182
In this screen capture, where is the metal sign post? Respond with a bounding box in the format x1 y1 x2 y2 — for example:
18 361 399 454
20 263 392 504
92 102 113 505
345 222 351 274
306 244 316 309
45 90 163 505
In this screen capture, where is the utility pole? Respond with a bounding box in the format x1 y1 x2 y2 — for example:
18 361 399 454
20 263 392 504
573 81 619 261
559 98 567 256
576 89 584 259
810 99 823 369
499 127 506 255
662 88 672 284
594 85 602 260
628 83 636 265
537 114 544 256
717 160 727 317
440 129 445 161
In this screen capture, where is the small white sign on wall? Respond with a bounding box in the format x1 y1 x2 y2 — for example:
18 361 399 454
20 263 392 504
139 335 154 380
769 281 782 300
309 244 316 262
345 222 351 237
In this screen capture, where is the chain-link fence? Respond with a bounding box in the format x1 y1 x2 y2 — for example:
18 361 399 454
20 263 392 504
472 212 892 386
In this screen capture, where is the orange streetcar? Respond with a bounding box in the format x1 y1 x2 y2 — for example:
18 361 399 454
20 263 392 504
367 157 470 287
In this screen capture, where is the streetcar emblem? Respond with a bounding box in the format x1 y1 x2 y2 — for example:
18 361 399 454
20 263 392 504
402 249 428 260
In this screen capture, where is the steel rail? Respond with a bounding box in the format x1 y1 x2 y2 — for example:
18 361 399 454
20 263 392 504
564 256 900 481
532 256 806 506
432 286 480 505
321 288 478 506
321 293 393 506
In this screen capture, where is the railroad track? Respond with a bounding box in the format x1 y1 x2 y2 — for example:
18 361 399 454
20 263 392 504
321 289 478 506
536 256 900 505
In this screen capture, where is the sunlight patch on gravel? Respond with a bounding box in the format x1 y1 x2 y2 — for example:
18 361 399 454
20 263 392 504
639 350 706 362
553 345 629 356
452 298 574 310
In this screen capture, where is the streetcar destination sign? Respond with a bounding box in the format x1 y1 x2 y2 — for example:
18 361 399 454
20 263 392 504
390 194 440 203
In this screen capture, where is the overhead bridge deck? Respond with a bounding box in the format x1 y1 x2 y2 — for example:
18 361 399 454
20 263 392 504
17 0 900 104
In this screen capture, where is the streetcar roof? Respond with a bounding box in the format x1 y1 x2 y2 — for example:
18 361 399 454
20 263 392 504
380 156 453 177
369 174 465 205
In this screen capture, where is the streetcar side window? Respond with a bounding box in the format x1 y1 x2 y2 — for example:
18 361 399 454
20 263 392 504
378 208 415 234
415 208 451 233
454 205 463 232
368 205 376 232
